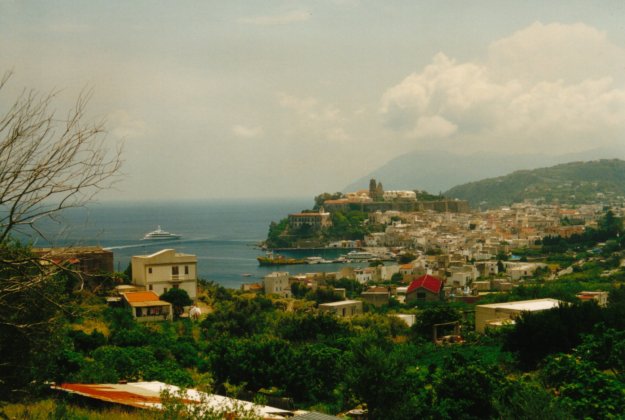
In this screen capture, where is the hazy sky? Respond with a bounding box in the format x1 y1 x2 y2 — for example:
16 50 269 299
2 1 625 200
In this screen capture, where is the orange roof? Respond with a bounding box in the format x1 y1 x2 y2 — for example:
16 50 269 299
123 291 161 303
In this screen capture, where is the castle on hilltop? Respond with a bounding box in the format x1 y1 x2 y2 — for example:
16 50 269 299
322 178 469 213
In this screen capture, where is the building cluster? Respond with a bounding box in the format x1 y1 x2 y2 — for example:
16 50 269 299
37 198 617 335
247 200 617 334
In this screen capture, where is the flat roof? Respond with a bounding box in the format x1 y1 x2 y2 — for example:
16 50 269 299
477 298 563 312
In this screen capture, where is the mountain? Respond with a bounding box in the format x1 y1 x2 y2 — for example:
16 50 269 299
444 159 625 209
344 148 625 194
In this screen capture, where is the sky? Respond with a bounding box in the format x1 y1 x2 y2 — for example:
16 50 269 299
2 1 625 200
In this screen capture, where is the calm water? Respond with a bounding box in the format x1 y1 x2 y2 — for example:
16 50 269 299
27 199 366 289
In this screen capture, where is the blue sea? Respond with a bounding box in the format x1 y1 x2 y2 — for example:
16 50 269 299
28 199 366 289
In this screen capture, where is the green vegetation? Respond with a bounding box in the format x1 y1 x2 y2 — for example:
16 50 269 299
313 192 344 209
445 159 625 208
3 240 625 418
160 288 193 318
264 209 382 248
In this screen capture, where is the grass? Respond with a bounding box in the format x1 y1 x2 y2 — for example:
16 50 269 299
1 399 155 420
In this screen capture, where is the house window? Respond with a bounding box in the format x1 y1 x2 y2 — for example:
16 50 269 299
184 265 189 275
148 284 153 291
148 267 152 274
173 284 179 289
172 266 179 275
417 292 426 300
164 287 168 293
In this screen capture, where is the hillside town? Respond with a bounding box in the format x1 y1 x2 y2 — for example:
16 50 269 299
250 179 617 310
9 173 624 418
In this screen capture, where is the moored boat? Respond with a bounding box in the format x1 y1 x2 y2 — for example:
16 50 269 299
257 252 306 266
344 250 376 260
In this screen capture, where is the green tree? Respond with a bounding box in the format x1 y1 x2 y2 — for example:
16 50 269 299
433 352 504 419
161 288 193 318
0 241 75 397
410 305 461 341
0 74 121 398
540 353 625 418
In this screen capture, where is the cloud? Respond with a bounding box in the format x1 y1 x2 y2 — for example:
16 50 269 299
108 110 147 140
232 124 263 138
488 22 625 84
276 92 351 142
277 92 342 122
238 10 310 26
381 22 625 153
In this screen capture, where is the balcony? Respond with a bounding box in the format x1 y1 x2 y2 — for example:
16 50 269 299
169 274 191 282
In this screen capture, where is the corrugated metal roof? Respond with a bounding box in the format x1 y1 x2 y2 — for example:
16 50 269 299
52 381 294 419
291 412 342 420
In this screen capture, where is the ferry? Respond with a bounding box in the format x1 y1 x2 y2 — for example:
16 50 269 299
142 226 181 240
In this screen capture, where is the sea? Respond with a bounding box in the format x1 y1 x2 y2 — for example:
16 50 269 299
27 198 368 289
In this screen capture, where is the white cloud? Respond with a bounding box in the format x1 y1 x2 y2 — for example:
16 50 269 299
232 124 263 138
381 22 625 153
326 127 350 142
276 92 352 143
488 22 625 84
277 92 342 122
238 10 310 26
108 109 147 140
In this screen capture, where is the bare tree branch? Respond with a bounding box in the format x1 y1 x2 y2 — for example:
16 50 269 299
0 71 123 242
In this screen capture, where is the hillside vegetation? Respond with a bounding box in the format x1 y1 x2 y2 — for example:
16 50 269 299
444 159 625 208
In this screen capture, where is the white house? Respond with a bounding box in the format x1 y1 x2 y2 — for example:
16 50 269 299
475 298 563 333
318 300 363 318
131 249 198 299
263 272 291 298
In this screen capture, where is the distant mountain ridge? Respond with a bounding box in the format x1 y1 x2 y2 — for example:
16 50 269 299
444 159 625 209
344 148 625 194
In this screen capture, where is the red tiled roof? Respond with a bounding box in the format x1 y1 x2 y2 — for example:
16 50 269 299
406 274 443 294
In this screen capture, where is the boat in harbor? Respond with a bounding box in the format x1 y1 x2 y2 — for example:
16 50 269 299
142 226 181 240
257 252 306 266
306 256 332 264
344 250 376 261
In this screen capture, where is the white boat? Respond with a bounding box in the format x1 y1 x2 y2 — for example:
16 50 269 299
142 226 181 240
306 256 333 264
344 250 376 260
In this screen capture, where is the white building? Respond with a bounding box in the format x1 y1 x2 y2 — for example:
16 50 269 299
448 265 478 287
318 300 363 317
131 249 198 299
383 190 417 201
475 298 563 333
354 267 375 284
263 272 291 298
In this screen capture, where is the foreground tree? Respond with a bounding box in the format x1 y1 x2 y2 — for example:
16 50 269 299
0 72 122 398
0 71 122 241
